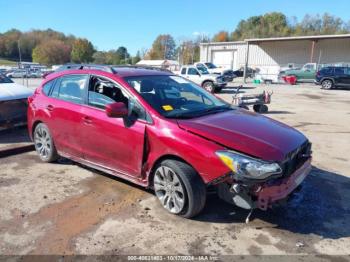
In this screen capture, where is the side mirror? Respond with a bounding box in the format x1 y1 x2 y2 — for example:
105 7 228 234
105 102 128 118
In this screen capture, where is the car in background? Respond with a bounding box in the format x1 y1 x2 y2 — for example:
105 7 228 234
315 66 350 89
179 65 227 93
28 65 312 218
194 62 236 82
280 63 317 82
0 74 33 129
6 69 28 78
232 67 256 78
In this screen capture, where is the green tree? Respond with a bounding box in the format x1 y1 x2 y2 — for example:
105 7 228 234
93 51 108 64
71 38 94 63
148 34 176 60
131 50 141 64
32 40 71 65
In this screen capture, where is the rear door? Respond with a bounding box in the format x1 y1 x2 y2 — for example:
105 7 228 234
343 68 350 86
80 75 147 178
334 67 346 86
45 74 89 158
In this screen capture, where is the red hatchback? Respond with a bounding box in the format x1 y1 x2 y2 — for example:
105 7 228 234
28 65 312 218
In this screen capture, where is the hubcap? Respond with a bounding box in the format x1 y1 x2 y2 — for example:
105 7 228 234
204 83 213 92
34 126 51 159
323 81 332 89
154 166 185 214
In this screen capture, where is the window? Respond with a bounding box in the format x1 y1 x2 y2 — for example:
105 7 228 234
345 67 350 76
188 68 198 75
51 75 88 104
334 68 345 75
0 75 13 84
181 68 187 75
124 75 230 119
88 76 128 109
42 80 55 95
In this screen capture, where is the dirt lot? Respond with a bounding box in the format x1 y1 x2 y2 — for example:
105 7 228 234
1 80 350 256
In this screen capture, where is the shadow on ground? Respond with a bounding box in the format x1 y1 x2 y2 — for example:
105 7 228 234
196 166 350 240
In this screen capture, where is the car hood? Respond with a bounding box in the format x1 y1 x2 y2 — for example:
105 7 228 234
0 83 34 101
177 109 307 162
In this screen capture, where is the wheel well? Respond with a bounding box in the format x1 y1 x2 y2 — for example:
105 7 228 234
201 80 214 87
321 78 334 83
147 154 203 188
31 120 42 136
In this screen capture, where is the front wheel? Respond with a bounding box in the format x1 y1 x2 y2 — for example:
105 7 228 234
321 79 333 89
34 123 59 162
153 160 206 218
202 81 215 93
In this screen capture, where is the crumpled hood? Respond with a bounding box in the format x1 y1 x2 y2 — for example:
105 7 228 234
0 83 33 101
177 109 307 162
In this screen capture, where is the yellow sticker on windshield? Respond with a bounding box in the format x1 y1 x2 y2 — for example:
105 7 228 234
162 105 173 111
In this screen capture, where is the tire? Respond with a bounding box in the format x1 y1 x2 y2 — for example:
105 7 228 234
202 81 215 93
215 86 222 93
321 79 333 90
33 123 59 162
253 104 268 113
153 159 206 218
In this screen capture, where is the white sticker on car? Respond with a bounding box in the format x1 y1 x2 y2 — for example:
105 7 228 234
169 76 189 84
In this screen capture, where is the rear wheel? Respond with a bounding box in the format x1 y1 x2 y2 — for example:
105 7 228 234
202 81 215 93
253 104 268 113
153 159 206 218
34 123 59 162
321 79 333 89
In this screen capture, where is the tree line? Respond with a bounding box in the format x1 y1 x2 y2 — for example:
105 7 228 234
1 12 349 66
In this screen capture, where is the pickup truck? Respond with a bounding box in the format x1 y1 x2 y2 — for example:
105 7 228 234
281 63 317 82
179 65 227 93
194 62 235 82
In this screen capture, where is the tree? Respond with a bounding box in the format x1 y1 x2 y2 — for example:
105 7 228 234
115 46 130 64
32 40 71 65
131 51 141 64
212 31 230 42
71 38 94 63
148 34 176 60
93 51 108 64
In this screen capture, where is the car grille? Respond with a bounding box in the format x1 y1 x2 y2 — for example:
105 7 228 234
281 141 312 177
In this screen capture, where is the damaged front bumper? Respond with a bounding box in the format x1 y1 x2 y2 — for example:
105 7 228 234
256 158 312 210
217 158 312 211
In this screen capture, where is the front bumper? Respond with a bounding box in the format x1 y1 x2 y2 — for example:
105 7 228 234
256 158 312 210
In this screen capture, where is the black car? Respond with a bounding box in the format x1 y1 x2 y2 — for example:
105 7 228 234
232 67 256 78
315 66 350 89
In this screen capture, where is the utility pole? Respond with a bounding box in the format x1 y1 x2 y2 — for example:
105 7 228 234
18 40 22 66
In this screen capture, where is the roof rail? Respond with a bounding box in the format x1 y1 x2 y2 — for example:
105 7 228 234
112 65 173 73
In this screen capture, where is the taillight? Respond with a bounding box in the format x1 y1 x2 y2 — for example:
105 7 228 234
316 71 321 77
28 96 34 104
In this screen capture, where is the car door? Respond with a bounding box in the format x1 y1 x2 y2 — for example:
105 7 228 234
344 68 350 86
334 67 346 86
186 68 202 85
80 74 147 178
45 74 89 158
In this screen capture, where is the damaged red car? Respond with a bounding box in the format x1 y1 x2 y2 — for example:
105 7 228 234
27 65 312 218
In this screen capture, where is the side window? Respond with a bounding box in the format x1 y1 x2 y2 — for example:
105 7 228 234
345 68 350 76
53 75 88 104
334 68 345 75
88 76 128 109
188 68 198 75
181 68 187 75
42 80 55 96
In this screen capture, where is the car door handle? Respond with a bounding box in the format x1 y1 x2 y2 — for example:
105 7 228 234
83 116 92 124
46 105 54 111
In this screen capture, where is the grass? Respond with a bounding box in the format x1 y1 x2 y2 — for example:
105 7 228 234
0 58 18 66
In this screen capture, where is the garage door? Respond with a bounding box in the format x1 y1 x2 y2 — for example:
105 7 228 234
212 50 235 69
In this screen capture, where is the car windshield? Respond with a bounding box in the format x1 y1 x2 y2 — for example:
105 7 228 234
204 63 217 69
124 75 233 119
0 75 14 84
197 66 209 74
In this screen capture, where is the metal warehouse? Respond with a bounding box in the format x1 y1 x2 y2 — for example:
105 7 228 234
200 34 350 79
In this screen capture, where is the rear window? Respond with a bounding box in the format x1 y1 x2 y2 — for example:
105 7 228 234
0 75 14 83
334 67 345 75
42 80 55 95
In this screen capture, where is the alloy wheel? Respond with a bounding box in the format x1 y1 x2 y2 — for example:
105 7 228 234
34 126 52 159
154 166 186 214
322 80 333 89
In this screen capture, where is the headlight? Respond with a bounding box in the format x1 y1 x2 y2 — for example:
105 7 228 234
216 150 282 180
216 76 224 83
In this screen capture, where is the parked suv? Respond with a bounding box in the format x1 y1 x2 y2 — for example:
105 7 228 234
28 65 312 218
315 66 350 89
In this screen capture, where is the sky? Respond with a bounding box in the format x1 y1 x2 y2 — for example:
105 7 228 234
1 0 350 55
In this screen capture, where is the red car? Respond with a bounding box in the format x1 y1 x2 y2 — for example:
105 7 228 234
27 65 312 218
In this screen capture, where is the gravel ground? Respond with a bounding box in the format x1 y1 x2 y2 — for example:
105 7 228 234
1 79 350 256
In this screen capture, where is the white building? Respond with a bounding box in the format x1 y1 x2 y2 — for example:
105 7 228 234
200 34 350 80
136 59 180 71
